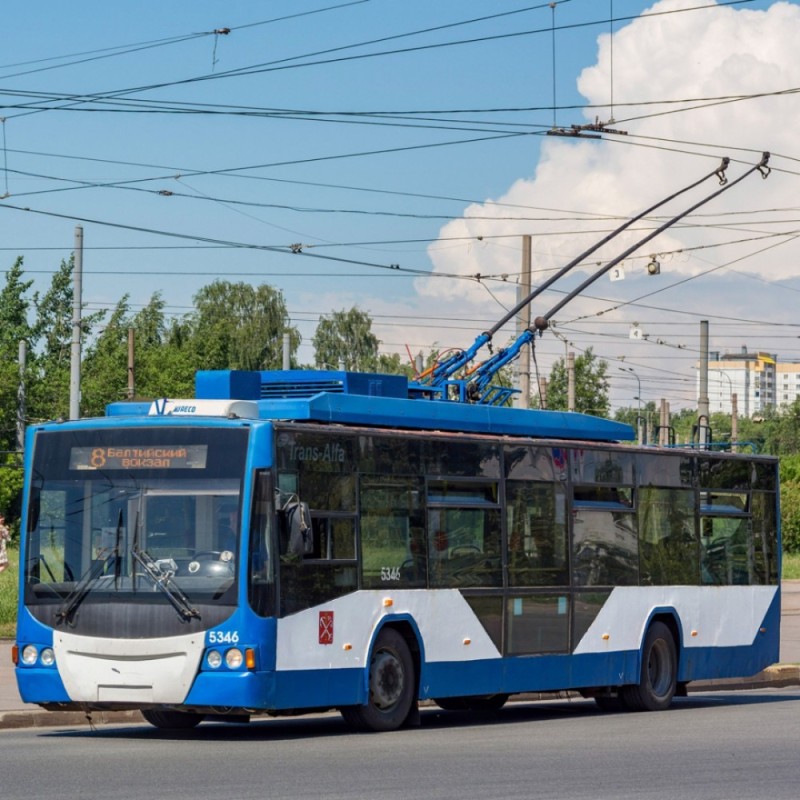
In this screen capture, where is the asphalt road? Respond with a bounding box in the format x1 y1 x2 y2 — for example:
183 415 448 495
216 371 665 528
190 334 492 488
2 690 800 800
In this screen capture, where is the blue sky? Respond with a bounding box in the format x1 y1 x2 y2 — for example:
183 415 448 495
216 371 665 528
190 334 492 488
0 0 793 409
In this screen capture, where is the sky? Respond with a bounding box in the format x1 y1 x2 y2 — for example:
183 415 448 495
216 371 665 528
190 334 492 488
0 0 796 412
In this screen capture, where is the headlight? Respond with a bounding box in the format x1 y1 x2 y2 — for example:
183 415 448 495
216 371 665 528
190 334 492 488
40 648 55 667
207 650 222 669
225 648 243 669
21 645 38 665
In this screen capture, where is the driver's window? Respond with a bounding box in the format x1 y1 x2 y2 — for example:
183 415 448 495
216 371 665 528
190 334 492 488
146 495 196 557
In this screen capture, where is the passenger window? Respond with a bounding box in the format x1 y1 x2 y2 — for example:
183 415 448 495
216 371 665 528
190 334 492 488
572 486 637 587
638 488 698 585
426 481 501 588
506 481 568 586
360 477 426 589
701 515 751 585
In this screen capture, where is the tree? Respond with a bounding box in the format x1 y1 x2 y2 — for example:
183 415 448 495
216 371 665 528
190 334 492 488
313 307 380 372
127 294 195 399
81 297 132 416
28 256 104 422
190 281 298 370
545 347 610 416
0 258 34 450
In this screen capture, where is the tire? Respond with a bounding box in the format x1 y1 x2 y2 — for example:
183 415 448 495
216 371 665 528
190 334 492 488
594 694 626 712
141 709 204 730
620 621 677 712
434 697 469 711
466 693 509 713
340 627 416 732
435 693 508 713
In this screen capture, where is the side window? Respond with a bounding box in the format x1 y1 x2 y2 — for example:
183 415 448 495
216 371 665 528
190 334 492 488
506 481 568 586
572 486 637 587
275 432 358 616
360 477 426 589
427 480 501 588
751 491 778 585
248 470 274 617
700 492 751 585
638 488 698 585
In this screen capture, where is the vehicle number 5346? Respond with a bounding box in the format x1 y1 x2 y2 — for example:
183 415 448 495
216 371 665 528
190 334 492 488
381 567 401 581
208 630 240 644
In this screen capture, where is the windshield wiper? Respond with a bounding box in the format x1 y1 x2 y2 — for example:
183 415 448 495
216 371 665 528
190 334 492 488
131 545 201 622
55 509 123 626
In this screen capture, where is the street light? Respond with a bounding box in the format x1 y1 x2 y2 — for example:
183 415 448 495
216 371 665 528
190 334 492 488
716 369 733 412
618 366 644 444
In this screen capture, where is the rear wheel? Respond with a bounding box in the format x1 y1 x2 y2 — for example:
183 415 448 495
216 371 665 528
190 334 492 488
341 628 415 732
141 709 204 730
621 621 677 712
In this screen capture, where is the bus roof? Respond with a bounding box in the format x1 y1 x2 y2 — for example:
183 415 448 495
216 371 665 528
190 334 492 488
105 369 634 443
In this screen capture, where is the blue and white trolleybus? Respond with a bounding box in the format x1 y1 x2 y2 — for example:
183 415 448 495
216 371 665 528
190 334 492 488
14 368 780 730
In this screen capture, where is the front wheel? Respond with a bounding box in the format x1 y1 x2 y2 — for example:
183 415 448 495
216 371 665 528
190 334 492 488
340 628 415 732
621 621 677 712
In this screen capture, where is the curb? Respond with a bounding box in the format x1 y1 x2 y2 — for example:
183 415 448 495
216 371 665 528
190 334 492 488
688 663 800 692
0 708 143 730
2 665 798 730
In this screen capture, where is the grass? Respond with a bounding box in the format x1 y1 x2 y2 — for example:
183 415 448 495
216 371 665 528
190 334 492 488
783 551 800 580
0 545 18 639
0 546 799 640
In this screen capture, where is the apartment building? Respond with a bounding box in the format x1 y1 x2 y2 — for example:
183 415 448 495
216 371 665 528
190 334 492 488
704 348 776 417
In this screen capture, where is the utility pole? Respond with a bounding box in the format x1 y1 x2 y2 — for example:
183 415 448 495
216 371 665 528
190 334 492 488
697 320 710 448
127 328 135 400
731 393 738 453
17 340 26 453
282 332 291 370
567 351 576 412
69 225 83 420
515 235 532 409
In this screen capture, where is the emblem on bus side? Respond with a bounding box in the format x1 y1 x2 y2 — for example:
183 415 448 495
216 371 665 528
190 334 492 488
319 611 334 645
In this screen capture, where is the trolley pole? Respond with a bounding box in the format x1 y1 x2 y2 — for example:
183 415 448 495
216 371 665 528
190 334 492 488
17 339 26 453
515 235 532 409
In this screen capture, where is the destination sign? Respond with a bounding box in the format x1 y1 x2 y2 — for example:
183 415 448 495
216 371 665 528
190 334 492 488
69 445 208 471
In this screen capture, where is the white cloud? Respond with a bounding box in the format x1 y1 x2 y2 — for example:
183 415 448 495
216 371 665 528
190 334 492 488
421 0 800 311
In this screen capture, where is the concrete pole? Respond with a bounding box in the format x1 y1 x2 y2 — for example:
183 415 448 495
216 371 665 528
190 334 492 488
282 332 291 370
697 320 710 447
17 339 26 452
567 352 576 412
515 235 532 409
731 393 738 453
69 226 83 420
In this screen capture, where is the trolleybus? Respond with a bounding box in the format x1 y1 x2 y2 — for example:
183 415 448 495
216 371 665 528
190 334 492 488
14 368 780 731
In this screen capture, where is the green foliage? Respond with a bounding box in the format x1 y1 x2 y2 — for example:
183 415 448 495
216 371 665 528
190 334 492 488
0 545 18 635
545 347 610 417
191 281 299 371
313 307 380 371
781 480 800 554
0 257 34 451
783 551 800 580
0 455 23 535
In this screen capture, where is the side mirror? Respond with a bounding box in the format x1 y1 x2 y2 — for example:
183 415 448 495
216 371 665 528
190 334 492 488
285 502 313 557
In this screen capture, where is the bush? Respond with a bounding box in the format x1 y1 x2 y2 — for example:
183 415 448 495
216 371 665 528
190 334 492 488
0 545 18 637
781 481 800 553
